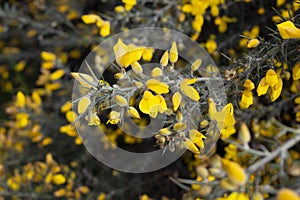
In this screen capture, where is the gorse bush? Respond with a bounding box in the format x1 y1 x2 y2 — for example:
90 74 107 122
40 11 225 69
0 0 300 199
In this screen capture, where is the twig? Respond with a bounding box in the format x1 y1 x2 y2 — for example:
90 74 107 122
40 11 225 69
247 132 300 174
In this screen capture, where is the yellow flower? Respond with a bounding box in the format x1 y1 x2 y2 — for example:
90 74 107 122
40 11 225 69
180 78 200 101
269 76 283 102
240 90 253 109
139 91 167 117
107 111 120 124
142 48 154 61
146 79 169 94
78 97 91 114
238 123 251 144
265 69 278 86
100 21 110 37
113 39 143 67
15 60 26 72
50 69 64 81
205 39 217 54
114 95 127 106
191 59 202 71
128 107 140 119
221 159 247 186
208 99 236 140
122 0 136 11
277 21 300 39
170 41 178 63
81 14 101 24
172 92 182 111
189 129 206 149
41 51 56 61
293 62 300 80
131 61 143 74
183 138 200 154
87 112 100 125
243 79 255 90
277 188 300 200
52 174 66 185
16 91 26 108
224 192 249 200
160 50 169 67
257 77 269 96
192 15 204 32
247 39 260 48
151 67 162 78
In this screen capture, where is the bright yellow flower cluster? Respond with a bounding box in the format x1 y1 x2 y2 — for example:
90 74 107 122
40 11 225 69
257 69 283 102
81 14 110 37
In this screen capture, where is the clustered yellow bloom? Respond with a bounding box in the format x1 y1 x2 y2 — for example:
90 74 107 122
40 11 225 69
240 79 255 109
81 14 110 37
209 99 236 140
257 69 283 102
139 90 167 118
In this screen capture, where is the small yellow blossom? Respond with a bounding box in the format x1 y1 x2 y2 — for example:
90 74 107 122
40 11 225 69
50 69 64 81
146 79 169 94
107 111 121 124
41 51 56 61
128 107 140 119
221 159 247 186
16 91 26 108
183 138 200 154
265 69 278 86
52 174 66 185
151 67 162 77
269 77 283 102
257 77 269 96
247 39 260 48
277 188 300 200
81 14 101 24
131 61 143 74
243 79 255 90
172 92 182 111
160 51 169 67
170 41 178 63
277 21 300 39
100 21 110 37
293 62 300 80
191 59 202 71
180 78 200 101
114 95 127 106
240 90 253 109
87 112 100 125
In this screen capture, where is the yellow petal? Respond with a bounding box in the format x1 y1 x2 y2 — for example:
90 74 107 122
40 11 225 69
41 51 56 61
100 21 110 37
52 174 66 185
50 69 65 81
277 21 300 39
243 79 255 90
172 92 182 111
119 47 143 67
87 112 100 125
174 122 186 131
142 48 154 61
114 95 127 106
170 41 178 63
247 39 260 48
71 72 97 88
257 77 269 96
160 51 169 67
277 188 300 200
146 79 169 94
265 69 278 86
66 111 77 123
159 128 173 135
131 61 143 74
240 90 253 109
221 159 247 186
208 98 217 118
183 138 200 154
269 77 283 102
16 91 26 108
151 67 162 78
292 62 300 80
149 104 162 118
31 91 42 106
180 85 200 101
81 14 101 24
128 107 140 119
191 59 202 71
157 95 167 111
113 39 128 67
78 97 91 114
